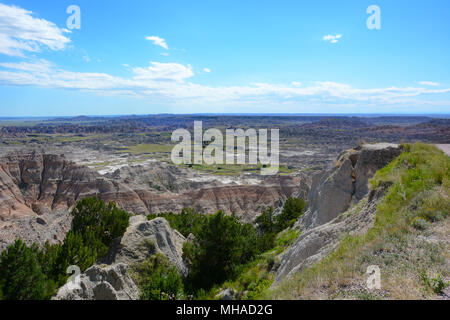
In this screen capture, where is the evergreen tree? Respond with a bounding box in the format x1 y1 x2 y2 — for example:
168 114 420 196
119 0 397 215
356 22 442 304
185 210 259 290
70 197 130 248
0 240 47 300
256 206 276 234
275 197 306 231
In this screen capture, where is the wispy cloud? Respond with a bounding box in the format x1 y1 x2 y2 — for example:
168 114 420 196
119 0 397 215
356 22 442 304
203 68 211 73
323 34 342 44
0 3 70 57
132 62 193 82
145 36 168 50
418 81 440 86
1 59 449 110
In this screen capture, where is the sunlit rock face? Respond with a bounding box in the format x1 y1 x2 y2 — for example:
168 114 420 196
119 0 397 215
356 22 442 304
299 143 402 229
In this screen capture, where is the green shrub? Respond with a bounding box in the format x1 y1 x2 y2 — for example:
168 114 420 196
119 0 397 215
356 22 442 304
255 198 305 252
185 211 260 291
0 240 47 300
48 198 130 287
148 208 206 237
255 206 276 234
411 217 429 230
54 231 100 282
275 229 301 248
71 197 130 248
420 271 449 294
133 254 184 300
275 197 306 231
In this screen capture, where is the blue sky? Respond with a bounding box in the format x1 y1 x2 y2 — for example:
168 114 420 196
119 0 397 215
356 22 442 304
0 0 449 116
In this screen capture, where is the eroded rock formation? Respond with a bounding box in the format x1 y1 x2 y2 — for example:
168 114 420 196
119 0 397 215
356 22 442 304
299 143 402 229
53 263 139 300
0 151 299 250
274 186 388 283
274 143 403 283
103 216 188 276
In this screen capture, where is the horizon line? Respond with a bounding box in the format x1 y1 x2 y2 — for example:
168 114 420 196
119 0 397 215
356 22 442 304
1 112 450 120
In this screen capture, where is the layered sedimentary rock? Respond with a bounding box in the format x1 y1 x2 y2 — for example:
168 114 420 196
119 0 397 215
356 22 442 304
0 151 300 249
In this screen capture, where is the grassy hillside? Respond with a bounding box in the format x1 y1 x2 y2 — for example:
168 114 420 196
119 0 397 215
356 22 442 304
269 143 449 299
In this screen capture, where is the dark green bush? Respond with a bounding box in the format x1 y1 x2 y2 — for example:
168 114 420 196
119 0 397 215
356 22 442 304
275 197 306 231
50 198 130 286
0 240 47 300
148 208 206 237
185 211 260 291
71 197 130 247
255 206 276 234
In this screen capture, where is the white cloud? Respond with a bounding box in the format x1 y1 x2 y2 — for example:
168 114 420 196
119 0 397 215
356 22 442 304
418 81 440 86
145 36 168 50
0 60 449 110
203 68 211 73
291 81 301 87
132 62 194 82
323 34 342 44
0 59 53 73
0 3 70 57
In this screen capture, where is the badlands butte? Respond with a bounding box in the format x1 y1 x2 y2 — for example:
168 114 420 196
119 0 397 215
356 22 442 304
0 114 449 300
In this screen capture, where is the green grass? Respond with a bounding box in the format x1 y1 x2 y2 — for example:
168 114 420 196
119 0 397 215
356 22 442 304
118 143 174 154
182 163 293 176
269 143 450 300
56 135 92 142
2 134 103 144
274 229 302 250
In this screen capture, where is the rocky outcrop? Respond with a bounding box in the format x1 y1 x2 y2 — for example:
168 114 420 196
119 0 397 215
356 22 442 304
54 216 186 300
274 185 389 283
103 217 188 275
53 263 139 300
273 143 404 284
298 143 402 229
